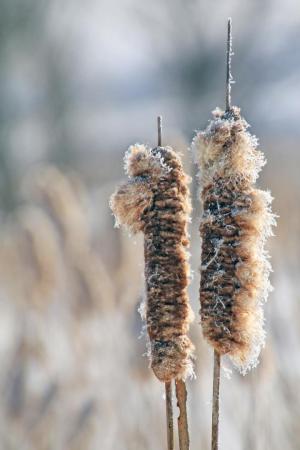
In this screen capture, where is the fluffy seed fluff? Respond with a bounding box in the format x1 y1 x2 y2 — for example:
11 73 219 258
192 107 276 374
110 144 194 382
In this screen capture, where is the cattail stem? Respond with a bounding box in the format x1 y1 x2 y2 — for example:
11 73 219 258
175 379 190 450
211 351 221 450
165 381 174 450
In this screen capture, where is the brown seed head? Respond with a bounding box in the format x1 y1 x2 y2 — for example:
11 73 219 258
192 107 276 373
110 144 194 382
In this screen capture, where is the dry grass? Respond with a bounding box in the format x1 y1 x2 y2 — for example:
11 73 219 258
0 151 297 449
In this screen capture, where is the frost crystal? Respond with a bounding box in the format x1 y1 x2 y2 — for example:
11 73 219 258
192 106 276 374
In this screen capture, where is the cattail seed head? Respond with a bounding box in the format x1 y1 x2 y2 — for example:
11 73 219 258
110 144 194 382
192 107 276 373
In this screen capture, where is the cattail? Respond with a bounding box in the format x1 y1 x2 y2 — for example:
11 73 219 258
110 120 194 450
110 142 194 382
193 19 276 450
192 105 275 373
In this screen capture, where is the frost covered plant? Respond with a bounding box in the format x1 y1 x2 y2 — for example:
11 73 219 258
192 106 276 374
110 143 194 382
110 137 194 449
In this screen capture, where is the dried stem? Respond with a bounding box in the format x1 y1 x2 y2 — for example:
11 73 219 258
175 379 190 450
211 350 221 450
165 382 174 450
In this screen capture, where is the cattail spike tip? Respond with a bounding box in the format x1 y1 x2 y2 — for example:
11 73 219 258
157 115 162 147
226 17 233 111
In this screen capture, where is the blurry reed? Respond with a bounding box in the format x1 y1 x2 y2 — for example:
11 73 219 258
110 127 194 449
30 166 115 313
0 165 122 450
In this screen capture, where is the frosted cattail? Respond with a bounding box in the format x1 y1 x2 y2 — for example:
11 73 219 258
192 105 276 373
110 142 194 382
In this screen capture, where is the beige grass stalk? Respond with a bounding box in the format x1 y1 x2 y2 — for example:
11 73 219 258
110 117 194 450
192 19 276 450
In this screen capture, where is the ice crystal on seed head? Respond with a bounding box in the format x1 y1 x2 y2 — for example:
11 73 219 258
110 143 194 382
193 106 276 374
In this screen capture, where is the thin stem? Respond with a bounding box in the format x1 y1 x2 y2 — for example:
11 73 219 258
157 115 162 146
211 350 221 450
226 17 233 111
175 379 190 450
157 115 172 450
165 382 174 450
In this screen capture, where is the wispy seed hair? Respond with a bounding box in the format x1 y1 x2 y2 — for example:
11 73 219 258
192 107 276 374
110 144 194 382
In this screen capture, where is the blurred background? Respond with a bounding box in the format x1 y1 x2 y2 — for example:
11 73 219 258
0 0 299 449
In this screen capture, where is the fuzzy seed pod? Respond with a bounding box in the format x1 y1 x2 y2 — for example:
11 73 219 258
110 144 194 382
192 107 276 373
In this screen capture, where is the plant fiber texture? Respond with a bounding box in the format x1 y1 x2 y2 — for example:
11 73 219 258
192 107 276 373
110 144 194 382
